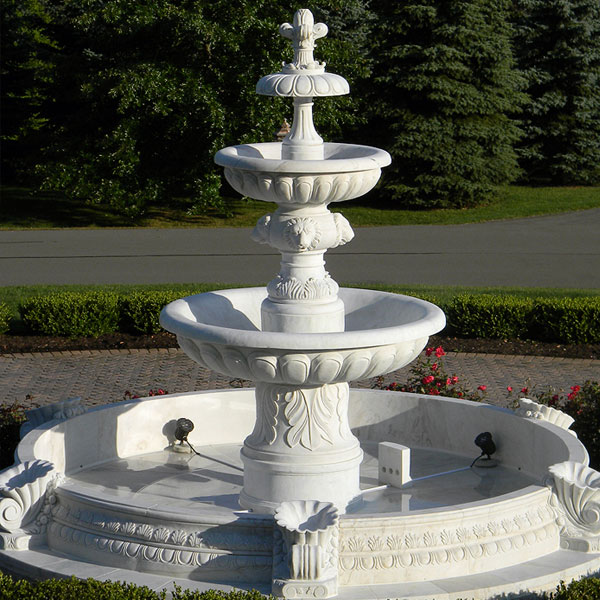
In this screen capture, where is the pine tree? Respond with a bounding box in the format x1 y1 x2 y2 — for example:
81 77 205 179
513 0 600 185
365 0 526 209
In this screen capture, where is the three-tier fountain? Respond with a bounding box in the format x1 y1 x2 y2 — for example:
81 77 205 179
1 10 598 599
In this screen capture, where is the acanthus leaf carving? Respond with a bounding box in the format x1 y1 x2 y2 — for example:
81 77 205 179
284 387 336 450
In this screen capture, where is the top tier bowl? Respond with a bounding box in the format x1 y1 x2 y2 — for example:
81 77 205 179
215 141 391 206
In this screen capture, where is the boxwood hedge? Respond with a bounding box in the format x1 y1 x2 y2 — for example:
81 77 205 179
15 290 600 343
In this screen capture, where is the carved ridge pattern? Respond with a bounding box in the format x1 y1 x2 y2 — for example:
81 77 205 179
51 501 273 553
223 168 381 206
176 339 422 385
515 398 575 430
49 522 272 572
338 504 557 574
267 274 338 301
256 73 349 98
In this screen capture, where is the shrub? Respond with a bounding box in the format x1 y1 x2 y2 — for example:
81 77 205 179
0 302 12 334
0 573 270 599
120 291 182 335
530 297 600 344
0 400 27 469
375 345 487 402
527 381 600 470
552 576 600 599
446 294 534 339
19 292 122 337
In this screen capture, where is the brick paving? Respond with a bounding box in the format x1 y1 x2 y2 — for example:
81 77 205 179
1 348 598 410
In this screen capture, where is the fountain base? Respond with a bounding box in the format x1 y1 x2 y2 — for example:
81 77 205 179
2 388 598 599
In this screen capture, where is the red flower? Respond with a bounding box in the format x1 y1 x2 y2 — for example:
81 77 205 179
431 363 438 371
451 376 459 384
435 346 445 357
478 385 487 392
429 389 440 395
422 375 435 384
458 392 464 398
446 377 452 385
570 385 581 393
436 381 442 387
425 347 434 357
521 387 528 394
507 386 513 392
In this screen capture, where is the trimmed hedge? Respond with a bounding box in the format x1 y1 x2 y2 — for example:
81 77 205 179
0 574 268 599
120 291 184 335
0 302 12 334
440 294 600 343
19 292 122 337
15 290 600 344
0 573 598 599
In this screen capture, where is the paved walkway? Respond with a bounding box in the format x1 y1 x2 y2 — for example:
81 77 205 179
1 209 599 287
2 347 598 410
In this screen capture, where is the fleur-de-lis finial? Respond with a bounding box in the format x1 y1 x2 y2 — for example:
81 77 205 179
279 9 328 71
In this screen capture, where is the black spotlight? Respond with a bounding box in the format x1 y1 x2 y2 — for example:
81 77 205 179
174 418 194 444
471 432 497 468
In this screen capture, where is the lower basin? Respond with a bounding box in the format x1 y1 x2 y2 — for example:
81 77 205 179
3 388 598 599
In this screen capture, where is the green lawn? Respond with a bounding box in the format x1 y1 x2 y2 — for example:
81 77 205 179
1 185 599 229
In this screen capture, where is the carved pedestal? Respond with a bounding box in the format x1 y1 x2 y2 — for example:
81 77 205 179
240 382 363 514
272 500 339 598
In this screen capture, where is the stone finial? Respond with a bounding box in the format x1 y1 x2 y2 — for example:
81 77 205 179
280 9 328 72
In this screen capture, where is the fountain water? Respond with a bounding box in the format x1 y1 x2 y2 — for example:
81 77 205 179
1 9 598 599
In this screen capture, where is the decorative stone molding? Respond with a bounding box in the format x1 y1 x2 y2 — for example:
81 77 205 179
247 383 352 451
257 73 349 98
515 398 575 431
20 397 87 438
267 274 338 301
547 461 600 552
338 495 559 584
332 213 354 248
251 213 272 244
0 460 62 550
280 9 328 72
176 337 423 385
283 217 321 251
223 168 381 206
49 496 273 577
272 500 339 598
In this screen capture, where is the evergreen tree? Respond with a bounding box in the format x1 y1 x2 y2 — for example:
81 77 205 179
365 0 526 209
2 0 371 219
513 0 600 185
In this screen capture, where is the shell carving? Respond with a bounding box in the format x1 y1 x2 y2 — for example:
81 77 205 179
548 461 600 535
515 398 575 431
0 460 57 532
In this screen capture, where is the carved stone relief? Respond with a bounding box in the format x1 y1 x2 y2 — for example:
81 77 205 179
547 461 600 552
0 460 63 550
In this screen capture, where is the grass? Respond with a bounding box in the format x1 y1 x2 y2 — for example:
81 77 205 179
2 282 599 333
1 185 599 229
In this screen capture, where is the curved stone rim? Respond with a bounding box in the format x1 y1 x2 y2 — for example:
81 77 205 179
214 142 391 174
256 72 350 97
160 287 446 351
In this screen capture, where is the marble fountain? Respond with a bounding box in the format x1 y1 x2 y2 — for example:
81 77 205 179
1 9 599 600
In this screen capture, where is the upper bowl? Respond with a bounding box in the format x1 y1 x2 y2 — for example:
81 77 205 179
160 288 445 385
215 142 391 205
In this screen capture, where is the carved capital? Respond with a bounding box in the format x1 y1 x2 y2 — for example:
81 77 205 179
547 461 600 552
